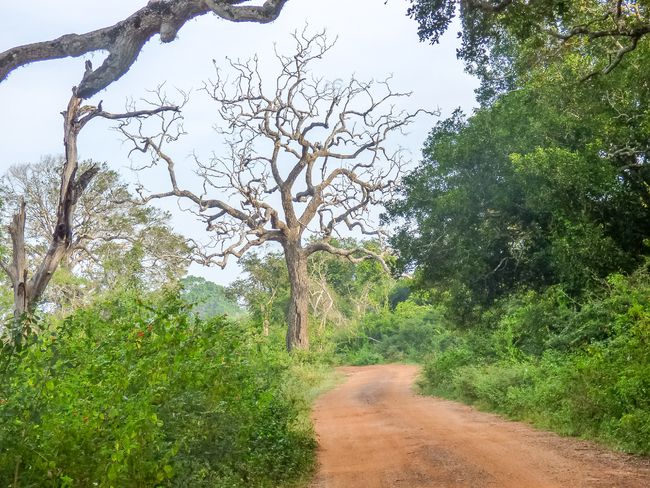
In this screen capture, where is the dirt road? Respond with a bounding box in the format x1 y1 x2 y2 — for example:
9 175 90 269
310 364 650 488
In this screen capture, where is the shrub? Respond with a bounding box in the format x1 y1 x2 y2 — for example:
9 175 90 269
418 268 650 454
0 289 315 487
334 301 447 364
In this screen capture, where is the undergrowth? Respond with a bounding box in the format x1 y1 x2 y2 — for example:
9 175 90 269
0 288 327 487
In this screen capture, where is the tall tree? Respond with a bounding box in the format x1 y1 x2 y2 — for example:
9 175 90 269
389 54 650 315
0 0 289 99
123 31 427 350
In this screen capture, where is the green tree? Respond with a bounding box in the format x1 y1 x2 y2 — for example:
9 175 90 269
180 275 242 319
389 54 649 315
228 251 291 336
408 0 650 103
0 158 189 316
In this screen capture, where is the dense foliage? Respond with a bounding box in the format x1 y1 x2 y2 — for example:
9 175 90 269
0 289 317 487
420 269 650 454
338 3 650 455
389 47 649 317
0 158 189 316
333 294 441 365
408 0 650 103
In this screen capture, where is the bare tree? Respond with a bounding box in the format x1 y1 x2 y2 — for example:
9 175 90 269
123 31 432 350
0 84 178 345
0 0 289 99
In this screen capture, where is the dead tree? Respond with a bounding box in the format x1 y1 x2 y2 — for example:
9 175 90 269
123 31 432 351
0 81 178 346
0 0 289 99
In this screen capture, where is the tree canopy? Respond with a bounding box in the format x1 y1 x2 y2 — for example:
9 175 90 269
392 1 650 318
408 0 650 102
180 275 241 319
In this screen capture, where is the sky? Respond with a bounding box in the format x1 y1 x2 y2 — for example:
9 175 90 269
0 0 478 285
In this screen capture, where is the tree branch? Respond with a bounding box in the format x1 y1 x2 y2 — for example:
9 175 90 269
304 241 391 273
0 0 290 99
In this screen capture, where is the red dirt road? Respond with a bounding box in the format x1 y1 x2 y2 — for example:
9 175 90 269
310 364 650 488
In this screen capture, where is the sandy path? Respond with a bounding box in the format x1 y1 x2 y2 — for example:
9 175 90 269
310 364 650 488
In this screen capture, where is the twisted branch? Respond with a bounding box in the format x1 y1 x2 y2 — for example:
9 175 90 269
0 0 289 98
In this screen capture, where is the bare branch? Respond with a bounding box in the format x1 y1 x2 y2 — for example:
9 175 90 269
126 30 429 350
304 241 391 274
0 0 290 99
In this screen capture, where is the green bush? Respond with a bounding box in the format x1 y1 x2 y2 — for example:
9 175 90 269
421 345 473 393
419 269 650 454
334 301 448 364
0 289 316 487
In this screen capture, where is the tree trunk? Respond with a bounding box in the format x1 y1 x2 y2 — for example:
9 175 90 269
262 317 270 337
9 201 28 346
284 242 309 351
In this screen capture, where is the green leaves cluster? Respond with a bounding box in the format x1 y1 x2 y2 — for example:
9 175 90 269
0 158 190 315
334 297 446 364
409 0 650 103
180 276 242 319
390 43 649 316
0 289 315 487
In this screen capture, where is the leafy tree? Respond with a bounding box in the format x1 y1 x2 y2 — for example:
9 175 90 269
0 158 189 317
0 93 177 345
228 251 290 336
389 60 649 314
408 0 650 102
180 275 242 319
307 238 393 325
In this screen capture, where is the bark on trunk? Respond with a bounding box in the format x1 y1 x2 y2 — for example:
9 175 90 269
262 317 270 337
284 242 309 351
9 201 28 345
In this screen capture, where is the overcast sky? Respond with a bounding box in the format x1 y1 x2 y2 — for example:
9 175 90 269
0 0 478 285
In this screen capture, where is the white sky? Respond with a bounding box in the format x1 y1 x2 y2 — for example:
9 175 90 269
0 0 478 285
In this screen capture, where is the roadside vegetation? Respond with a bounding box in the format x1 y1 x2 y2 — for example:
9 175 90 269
336 269 650 455
0 287 323 487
